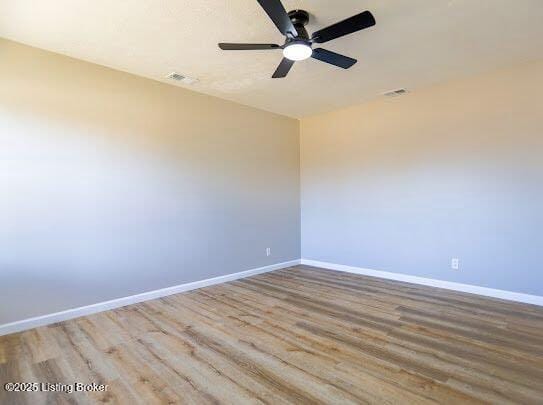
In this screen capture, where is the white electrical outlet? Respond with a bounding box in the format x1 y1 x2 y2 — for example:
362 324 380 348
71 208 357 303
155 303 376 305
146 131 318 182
266 248 271 257
451 258 459 270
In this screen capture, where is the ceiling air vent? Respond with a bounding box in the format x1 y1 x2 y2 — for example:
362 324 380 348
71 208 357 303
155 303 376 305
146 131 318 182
383 88 409 98
166 72 199 85
167 72 185 81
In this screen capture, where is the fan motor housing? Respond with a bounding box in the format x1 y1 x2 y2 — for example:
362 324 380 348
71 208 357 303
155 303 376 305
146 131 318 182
288 9 310 40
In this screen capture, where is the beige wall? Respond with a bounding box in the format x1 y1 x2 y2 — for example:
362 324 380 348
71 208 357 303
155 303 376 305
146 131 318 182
0 38 300 324
300 60 543 295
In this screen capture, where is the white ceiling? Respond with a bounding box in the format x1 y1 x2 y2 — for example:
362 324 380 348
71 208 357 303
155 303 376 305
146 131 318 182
2 0 543 117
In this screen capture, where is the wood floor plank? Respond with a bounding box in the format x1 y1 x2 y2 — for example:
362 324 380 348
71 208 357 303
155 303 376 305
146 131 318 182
208 281 543 400
1 265 542 404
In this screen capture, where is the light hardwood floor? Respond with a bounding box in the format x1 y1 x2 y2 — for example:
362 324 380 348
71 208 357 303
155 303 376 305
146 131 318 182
1 265 543 404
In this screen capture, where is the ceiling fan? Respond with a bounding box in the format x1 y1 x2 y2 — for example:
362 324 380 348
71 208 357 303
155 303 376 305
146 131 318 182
218 0 376 78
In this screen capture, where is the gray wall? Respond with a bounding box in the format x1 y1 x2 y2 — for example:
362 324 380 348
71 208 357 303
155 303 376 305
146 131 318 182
301 60 543 296
0 39 300 324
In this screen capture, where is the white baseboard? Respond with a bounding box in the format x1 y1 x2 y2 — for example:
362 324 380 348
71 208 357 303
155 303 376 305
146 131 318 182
0 259 300 337
301 259 543 307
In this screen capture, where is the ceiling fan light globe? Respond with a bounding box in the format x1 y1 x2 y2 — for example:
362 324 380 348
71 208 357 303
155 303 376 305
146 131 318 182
283 43 312 61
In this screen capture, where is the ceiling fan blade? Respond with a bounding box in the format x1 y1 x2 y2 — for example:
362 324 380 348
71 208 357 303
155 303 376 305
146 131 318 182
256 0 298 37
311 48 357 69
272 58 294 78
312 11 375 43
219 43 281 50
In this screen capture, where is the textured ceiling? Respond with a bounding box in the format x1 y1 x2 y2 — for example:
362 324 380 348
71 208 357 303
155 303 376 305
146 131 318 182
1 0 543 117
